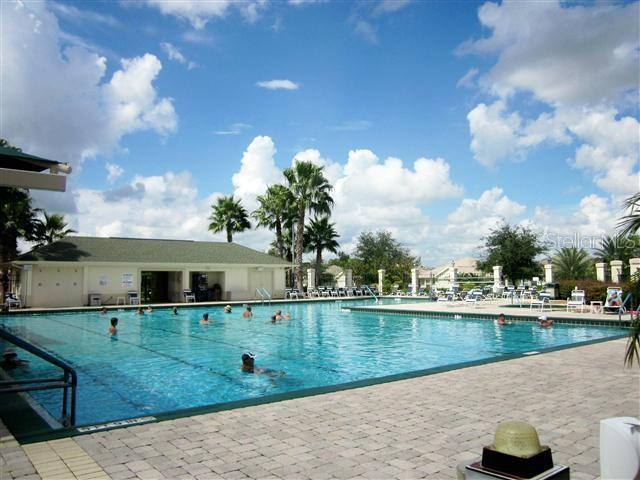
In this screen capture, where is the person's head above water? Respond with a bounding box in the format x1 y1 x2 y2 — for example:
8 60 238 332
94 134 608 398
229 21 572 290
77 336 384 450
3 348 17 359
203 313 209 320
241 352 255 370
110 317 118 327
246 306 252 312
172 307 178 314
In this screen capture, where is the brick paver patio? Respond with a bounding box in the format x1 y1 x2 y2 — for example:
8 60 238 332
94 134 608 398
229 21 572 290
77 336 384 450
1 338 637 479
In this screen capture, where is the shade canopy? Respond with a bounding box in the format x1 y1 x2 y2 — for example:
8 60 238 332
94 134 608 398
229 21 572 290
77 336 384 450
0 146 71 191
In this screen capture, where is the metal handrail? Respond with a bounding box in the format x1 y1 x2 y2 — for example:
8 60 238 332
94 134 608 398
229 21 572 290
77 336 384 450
363 285 380 304
0 327 77 426
619 293 634 326
255 287 271 305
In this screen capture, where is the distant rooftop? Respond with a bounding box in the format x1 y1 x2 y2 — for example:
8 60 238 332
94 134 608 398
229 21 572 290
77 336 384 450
16 236 289 266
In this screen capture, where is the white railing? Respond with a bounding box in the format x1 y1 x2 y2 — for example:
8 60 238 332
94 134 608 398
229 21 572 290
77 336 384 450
256 287 272 305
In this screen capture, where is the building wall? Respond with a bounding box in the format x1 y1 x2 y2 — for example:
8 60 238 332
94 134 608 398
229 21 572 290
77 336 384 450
29 266 84 308
18 263 287 307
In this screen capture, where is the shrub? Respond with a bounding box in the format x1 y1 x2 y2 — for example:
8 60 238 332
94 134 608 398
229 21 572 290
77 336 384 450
558 279 610 303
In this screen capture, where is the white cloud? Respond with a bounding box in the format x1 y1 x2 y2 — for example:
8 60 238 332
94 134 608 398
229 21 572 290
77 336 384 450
461 1 639 105
71 171 223 241
49 2 121 28
160 42 196 69
214 123 252 136
0 1 177 165
353 20 378 44
456 68 478 89
144 0 267 29
231 136 283 211
462 0 639 197
144 0 231 29
105 163 124 183
255 79 300 90
373 0 411 16
329 120 372 132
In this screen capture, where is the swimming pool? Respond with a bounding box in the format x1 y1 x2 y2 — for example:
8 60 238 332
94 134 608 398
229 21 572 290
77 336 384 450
0 299 625 427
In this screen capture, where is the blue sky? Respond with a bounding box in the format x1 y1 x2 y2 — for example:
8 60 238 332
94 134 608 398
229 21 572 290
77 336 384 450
2 0 638 265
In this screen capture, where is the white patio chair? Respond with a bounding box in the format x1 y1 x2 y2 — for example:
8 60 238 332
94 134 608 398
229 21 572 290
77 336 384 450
183 289 196 302
566 289 586 312
4 293 21 309
530 293 552 311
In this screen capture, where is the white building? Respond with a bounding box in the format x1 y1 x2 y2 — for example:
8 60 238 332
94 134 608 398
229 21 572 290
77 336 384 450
13 237 289 308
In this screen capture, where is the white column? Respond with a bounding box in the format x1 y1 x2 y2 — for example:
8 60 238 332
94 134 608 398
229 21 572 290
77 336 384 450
493 265 502 286
307 268 316 289
595 263 608 283
411 268 418 296
610 260 623 283
378 269 385 294
630 258 640 278
181 269 190 301
82 265 89 305
544 264 554 284
449 263 457 288
345 269 353 287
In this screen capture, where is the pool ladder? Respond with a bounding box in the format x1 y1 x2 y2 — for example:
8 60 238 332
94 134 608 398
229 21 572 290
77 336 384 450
256 287 272 305
363 285 380 304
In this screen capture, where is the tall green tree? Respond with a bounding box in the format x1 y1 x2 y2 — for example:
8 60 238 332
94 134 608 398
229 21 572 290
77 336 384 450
34 212 76 246
283 161 334 290
304 216 340 277
208 195 251 243
252 184 295 258
594 234 640 267
618 192 640 237
552 247 592 280
476 224 547 282
352 230 420 286
0 187 40 298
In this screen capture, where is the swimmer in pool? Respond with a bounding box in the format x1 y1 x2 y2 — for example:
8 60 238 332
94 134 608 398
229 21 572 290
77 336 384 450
146 306 153 313
171 306 178 315
200 313 211 325
108 317 118 335
136 307 144 315
0 349 29 369
496 313 506 326
100 307 108 315
240 353 285 377
243 306 253 318
224 305 232 314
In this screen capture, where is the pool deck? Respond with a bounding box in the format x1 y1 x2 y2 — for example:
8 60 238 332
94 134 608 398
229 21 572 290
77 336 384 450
1 337 637 480
351 297 631 324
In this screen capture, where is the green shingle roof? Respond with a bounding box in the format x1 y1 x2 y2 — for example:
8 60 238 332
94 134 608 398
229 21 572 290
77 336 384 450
17 237 290 266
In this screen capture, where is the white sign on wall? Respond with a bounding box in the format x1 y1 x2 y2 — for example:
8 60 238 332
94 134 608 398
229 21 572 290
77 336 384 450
121 273 134 288
99 275 108 287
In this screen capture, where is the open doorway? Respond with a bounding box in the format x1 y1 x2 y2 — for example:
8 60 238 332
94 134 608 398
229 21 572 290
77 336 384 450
141 271 169 303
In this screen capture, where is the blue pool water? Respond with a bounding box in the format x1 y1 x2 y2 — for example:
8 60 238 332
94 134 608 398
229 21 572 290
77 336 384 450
0 299 625 426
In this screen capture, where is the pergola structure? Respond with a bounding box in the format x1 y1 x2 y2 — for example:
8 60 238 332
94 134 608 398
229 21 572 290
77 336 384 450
0 146 72 191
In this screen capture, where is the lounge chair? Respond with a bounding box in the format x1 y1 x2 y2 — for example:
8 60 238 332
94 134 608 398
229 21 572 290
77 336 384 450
4 293 21 309
530 292 552 311
566 289 586 312
604 287 625 314
338 288 347 297
183 289 196 302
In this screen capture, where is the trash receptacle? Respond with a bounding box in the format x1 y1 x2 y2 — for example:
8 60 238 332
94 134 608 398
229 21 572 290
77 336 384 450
89 294 101 306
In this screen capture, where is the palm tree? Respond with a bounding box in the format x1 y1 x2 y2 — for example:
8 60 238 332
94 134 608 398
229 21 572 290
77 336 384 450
283 161 334 291
0 187 39 298
252 184 294 258
34 212 76 246
208 195 251 243
594 234 640 266
625 315 640 367
305 217 340 280
618 192 640 237
552 247 592 280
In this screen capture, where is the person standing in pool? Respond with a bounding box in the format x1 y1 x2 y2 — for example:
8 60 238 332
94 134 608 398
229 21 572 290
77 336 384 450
496 313 506 326
0 349 29 369
224 305 232 314
171 306 178 315
243 306 253 318
108 317 118 335
200 313 211 325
